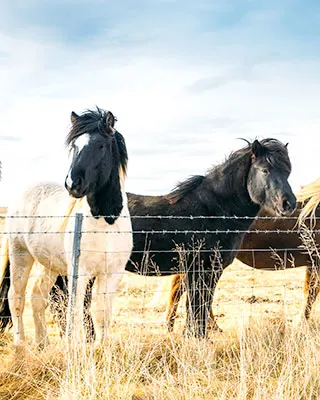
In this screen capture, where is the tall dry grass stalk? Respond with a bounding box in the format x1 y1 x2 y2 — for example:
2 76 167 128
1 223 320 399
1 315 320 399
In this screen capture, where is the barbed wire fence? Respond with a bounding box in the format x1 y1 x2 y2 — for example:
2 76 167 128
0 212 319 342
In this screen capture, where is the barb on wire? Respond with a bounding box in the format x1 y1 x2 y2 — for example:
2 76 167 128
0 214 318 221
0 229 317 235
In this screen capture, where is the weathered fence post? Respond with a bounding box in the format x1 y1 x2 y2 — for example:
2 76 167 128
66 212 83 339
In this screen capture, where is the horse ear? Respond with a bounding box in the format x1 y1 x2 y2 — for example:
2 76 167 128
105 111 116 130
285 142 289 148
251 140 264 160
71 111 79 124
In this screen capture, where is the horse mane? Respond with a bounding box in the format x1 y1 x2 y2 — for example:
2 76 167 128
168 175 205 203
227 138 291 173
167 138 290 204
65 107 111 146
297 177 320 226
65 107 128 175
115 131 128 176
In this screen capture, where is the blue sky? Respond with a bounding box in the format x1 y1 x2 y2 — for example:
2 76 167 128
0 0 320 205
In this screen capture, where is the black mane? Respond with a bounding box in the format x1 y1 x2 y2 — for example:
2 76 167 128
168 175 204 203
168 138 290 204
65 107 111 146
114 131 128 176
227 138 291 173
65 107 128 175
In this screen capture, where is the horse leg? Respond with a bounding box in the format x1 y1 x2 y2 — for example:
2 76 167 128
166 274 222 333
31 267 58 348
208 307 222 332
49 275 69 338
304 266 320 320
49 275 95 342
93 272 122 344
83 278 95 342
67 273 88 342
166 274 186 332
184 264 223 338
8 251 34 345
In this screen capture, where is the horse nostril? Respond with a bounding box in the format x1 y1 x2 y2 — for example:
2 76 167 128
282 198 291 212
66 176 83 195
72 176 82 189
65 171 87 197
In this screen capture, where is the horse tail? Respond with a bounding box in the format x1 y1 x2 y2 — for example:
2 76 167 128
49 276 96 342
49 275 69 337
0 235 12 331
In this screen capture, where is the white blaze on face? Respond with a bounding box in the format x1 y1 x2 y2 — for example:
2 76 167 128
66 168 73 188
66 133 90 188
74 133 90 153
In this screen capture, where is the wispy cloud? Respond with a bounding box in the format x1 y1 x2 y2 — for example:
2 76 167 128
0 136 21 142
0 0 319 204
187 67 256 93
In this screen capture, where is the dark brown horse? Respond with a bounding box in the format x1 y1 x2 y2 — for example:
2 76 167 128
166 178 320 331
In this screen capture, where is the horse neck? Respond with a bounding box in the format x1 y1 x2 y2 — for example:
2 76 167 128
202 154 260 219
83 166 129 221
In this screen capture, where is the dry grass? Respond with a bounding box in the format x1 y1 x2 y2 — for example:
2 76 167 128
1 314 320 399
1 211 320 399
1 264 319 400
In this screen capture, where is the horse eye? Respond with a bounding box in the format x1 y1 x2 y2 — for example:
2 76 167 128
99 144 105 150
262 168 269 174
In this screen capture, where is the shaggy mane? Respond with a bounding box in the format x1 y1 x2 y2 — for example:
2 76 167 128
65 107 128 175
167 138 291 204
297 178 320 226
167 175 205 203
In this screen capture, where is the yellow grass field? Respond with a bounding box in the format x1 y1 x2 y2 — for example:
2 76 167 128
0 210 320 399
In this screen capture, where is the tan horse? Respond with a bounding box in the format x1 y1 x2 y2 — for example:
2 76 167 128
165 178 320 331
0 108 133 347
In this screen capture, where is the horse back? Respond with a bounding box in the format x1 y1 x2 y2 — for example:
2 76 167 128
126 192 239 276
237 203 320 269
6 182 71 273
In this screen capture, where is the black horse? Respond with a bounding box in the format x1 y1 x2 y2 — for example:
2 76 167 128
51 138 296 338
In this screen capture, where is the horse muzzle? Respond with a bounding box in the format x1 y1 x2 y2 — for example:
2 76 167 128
64 177 87 198
278 194 297 216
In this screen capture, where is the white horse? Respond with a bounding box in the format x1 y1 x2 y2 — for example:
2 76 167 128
0 108 133 347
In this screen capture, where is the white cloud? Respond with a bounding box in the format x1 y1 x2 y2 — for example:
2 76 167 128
0 3 319 205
